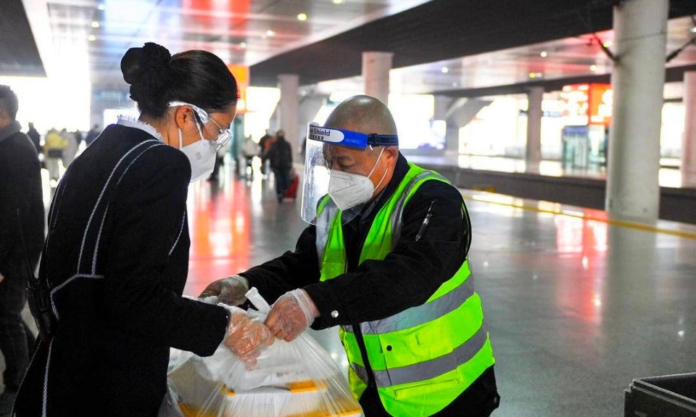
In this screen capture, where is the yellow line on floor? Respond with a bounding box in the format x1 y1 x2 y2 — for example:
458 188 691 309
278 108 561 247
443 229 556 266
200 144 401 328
462 195 696 240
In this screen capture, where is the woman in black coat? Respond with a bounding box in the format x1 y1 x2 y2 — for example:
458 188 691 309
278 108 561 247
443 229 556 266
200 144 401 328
13 43 272 416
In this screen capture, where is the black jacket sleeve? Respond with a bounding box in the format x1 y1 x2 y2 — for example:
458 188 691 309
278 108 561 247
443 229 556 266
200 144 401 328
240 225 320 304
305 181 470 328
102 148 229 356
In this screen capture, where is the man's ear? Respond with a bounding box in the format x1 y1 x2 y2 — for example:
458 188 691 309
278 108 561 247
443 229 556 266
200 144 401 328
384 146 398 164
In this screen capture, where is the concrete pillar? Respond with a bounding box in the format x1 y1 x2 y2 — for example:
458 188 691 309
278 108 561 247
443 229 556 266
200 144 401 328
362 52 393 104
298 92 329 156
682 72 696 188
526 87 544 170
434 95 457 154
606 0 668 222
278 74 300 160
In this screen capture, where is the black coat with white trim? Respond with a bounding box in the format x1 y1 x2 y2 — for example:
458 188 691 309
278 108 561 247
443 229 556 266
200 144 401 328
14 124 229 417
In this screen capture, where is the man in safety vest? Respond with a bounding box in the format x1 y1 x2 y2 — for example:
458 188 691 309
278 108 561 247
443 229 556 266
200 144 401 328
201 95 499 417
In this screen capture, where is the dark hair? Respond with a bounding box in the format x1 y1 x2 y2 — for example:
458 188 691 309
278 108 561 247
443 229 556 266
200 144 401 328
121 42 238 118
0 85 19 120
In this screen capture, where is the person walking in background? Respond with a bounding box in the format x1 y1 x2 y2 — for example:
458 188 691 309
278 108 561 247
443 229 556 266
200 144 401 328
73 129 83 148
60 128 78 168
258 131 274 178
85 124 101 146
26 123 41 155
241 135 258 180
265 129 293 203
0 85 45 416
43 128 67 184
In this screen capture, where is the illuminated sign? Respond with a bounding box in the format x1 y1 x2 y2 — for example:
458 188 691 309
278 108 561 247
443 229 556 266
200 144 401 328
228 65 249 114
561 84 612 126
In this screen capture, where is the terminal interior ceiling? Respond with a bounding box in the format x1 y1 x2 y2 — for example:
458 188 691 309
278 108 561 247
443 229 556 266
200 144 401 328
5 0 696 91
1 2 695 209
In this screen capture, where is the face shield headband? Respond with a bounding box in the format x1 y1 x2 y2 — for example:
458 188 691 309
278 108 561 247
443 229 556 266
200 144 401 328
307 124 399 149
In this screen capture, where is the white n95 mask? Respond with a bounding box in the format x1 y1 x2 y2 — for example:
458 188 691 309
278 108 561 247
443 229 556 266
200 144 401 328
178 127 216 183
328 171 376 211
328 147 387 211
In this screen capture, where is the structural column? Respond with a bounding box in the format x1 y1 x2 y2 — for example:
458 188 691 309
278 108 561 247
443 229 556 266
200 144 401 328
606 0 669 222
525 87 544 170
362 52 393 104
682 72 696 187
278 74 300 160
434 95 458 155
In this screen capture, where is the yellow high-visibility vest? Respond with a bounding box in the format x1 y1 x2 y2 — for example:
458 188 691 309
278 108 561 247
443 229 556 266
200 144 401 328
316 163 495 417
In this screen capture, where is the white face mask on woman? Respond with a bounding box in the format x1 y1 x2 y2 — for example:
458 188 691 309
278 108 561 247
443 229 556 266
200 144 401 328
178 123 217 183
328 147 387 211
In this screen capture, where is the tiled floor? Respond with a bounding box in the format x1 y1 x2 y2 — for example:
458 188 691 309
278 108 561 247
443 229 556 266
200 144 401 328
2 158 695 416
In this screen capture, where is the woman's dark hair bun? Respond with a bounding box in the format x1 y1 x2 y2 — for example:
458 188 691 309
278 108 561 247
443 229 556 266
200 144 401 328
120 43 238 119
121 42 172 116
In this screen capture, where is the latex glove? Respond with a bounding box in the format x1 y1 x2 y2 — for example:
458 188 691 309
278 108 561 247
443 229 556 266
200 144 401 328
220 305 273 367
265 289 319 342
199 275 249 306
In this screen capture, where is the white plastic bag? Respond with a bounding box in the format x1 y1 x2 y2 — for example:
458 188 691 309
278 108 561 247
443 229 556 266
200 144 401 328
159 288 362 417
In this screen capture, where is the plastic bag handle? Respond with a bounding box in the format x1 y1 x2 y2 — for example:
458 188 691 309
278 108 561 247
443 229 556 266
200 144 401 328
245 287 271 313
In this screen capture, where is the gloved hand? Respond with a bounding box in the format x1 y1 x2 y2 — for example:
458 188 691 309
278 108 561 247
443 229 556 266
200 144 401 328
220 305 273 367
199 275 249 306
265 289 319 342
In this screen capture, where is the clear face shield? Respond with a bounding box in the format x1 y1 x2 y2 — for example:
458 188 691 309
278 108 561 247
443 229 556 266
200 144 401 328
300 123 399 225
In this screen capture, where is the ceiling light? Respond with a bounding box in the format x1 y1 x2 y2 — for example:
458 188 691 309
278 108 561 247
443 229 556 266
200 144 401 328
590 64 598 72
88 35 96 41
691 27 696 33
333 0 344 4
266 30 276 37
91 21 100 28
441 67 449 74
540 51 548 58
297 13 308 21
97 4 106 10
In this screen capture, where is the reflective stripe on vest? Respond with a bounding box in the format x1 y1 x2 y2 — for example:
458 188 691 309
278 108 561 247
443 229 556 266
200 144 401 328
350 323 489 388
342 274 474 335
